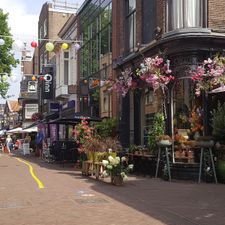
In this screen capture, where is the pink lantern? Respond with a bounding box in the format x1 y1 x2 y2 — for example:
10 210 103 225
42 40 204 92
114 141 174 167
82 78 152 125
31 41 37 48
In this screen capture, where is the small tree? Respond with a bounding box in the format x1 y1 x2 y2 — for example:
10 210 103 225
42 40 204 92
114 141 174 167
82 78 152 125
211 102 225 142
0 9 19 98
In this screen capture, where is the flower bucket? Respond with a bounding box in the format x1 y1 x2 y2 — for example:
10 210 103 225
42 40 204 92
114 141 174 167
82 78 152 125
111 175 124 186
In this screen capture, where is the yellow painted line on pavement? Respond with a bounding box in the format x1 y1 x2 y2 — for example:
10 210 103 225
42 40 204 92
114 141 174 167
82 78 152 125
15 158 44 189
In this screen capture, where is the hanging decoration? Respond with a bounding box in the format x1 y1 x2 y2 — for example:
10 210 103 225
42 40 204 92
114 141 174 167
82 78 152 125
45 42 54 52
1 74 8 81
0 38 5 46
74 43 81 51
31 41 37 48
31 75 36 81
61 43 69 50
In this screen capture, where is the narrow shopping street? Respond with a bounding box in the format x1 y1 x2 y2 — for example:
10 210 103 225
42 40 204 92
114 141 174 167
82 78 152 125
0 152 224 225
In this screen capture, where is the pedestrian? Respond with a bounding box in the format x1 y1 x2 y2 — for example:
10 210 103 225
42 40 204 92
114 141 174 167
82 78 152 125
24 133 31 144
36 126 44 158
6 135 12 153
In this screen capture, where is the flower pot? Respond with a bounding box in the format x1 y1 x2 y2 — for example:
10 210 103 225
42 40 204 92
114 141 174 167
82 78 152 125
157 140 172 147
111 175 124 186
198 140 214 148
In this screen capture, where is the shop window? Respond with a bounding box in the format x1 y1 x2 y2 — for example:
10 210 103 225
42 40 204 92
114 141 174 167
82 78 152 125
173 78 203 140
167 0 204 31
145 89 154 105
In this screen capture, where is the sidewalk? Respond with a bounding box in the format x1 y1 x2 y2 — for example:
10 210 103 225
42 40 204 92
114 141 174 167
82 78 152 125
0 152 225 225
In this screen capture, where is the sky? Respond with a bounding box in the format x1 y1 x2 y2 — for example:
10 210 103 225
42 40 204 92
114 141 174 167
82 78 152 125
0 0 84 104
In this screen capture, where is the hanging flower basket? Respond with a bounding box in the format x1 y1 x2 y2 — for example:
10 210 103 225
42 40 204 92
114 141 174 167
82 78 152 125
191 56 225 96
107 56 174 97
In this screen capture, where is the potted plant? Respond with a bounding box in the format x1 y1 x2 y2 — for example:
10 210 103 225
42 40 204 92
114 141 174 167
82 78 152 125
101 156 133 185
147 113 165 151
156 135 172 147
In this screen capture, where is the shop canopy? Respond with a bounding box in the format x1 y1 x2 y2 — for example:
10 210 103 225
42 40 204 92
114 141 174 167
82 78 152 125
7 127 25 134
46 113 102 125
208 86 225 94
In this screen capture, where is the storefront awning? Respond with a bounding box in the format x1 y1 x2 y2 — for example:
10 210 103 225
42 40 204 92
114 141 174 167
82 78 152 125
208 86 225 94
46 113 102 125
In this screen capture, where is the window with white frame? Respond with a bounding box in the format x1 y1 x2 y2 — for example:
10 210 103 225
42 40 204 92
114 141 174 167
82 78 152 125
40 53 44 73
125 0 136 52
25 104 38 119
167 0 204 31
27 81 37 92
44 19 47 37
39 25 43 39
63 51 69 85
44 52 48 66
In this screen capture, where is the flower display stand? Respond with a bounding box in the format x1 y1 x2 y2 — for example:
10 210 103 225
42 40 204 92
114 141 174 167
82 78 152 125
155 141 172 182
197 140 217 183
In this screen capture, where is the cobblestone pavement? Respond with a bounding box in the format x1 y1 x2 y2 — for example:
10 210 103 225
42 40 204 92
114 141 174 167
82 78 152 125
0 152 225 225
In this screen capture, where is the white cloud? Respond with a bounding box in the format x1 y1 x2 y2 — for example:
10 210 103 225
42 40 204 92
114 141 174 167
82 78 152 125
0 0 39 103
1 0 38 39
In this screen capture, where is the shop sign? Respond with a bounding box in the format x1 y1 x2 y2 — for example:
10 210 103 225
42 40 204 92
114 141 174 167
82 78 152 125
62 100 75 111
50 103 60 112
43 73 53 99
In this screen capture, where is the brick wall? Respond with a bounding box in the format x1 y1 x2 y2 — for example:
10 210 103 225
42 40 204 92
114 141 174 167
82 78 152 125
208 0 225 29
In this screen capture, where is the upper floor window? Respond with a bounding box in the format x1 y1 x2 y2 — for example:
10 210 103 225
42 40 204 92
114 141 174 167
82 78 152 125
167 0 204 31
142 0 157 44
63 51 69 85
44 19 47 37
125 0 136 53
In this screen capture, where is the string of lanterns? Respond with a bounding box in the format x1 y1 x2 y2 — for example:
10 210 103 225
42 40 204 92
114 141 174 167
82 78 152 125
0 73 17 83
0 35 82 52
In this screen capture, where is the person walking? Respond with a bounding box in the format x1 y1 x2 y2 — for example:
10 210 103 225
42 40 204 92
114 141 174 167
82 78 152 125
36 127 45 158
6 135 12 153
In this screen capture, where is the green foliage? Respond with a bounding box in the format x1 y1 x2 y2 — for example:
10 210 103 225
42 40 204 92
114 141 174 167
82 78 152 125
147 113 165 150
0 9 19 98
94 117 117 138
211 102 225 141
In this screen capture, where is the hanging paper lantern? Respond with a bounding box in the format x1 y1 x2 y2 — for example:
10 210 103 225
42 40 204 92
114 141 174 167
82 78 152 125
61 43 69 50
10 75 17 83
74 43 81 51
31 41 37 48
12 40 24 51
0 39 5 46
31 75 36 81
45 42 54 52
39 76 45 81
1 74 8 81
